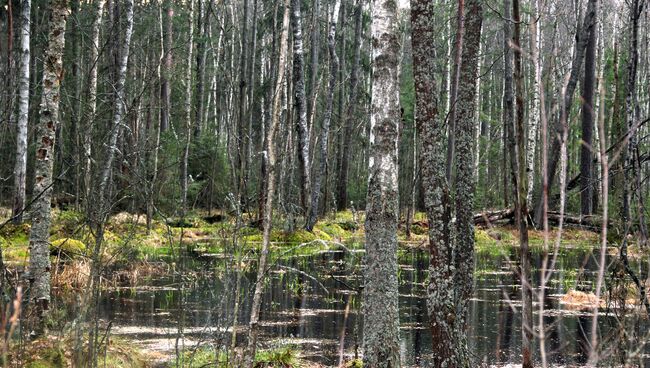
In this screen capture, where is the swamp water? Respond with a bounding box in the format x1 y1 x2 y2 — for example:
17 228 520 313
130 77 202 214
91 242 649 367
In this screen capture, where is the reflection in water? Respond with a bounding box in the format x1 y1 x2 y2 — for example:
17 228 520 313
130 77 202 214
95 246 649 366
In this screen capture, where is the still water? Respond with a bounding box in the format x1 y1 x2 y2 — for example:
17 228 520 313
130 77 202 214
96 243 649 367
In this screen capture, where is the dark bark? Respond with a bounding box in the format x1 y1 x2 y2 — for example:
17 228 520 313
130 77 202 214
580 1 598 216
336 0 362 211
512 1 532 366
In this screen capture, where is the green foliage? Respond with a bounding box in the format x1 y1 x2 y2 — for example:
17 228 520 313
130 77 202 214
51 210 83 237
254 346 300 368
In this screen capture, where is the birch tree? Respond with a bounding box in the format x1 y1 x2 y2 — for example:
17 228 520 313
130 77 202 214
27 0 69 330
290 0 311 214
363 0 401 364
181 0 195 217
11 0 30 224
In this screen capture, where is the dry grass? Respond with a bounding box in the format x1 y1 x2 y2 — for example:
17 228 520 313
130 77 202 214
560 289 604 310
52 260 91 291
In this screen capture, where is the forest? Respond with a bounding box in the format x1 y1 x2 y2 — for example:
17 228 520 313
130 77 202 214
0 0 649 366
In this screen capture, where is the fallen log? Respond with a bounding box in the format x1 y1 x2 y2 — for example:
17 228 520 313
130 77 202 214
472 208 607 231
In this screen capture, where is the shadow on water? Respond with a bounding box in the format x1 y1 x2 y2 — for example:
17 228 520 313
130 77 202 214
93 242 649 366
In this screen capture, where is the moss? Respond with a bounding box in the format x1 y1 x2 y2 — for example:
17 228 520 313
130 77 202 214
26 347 65 368
50 238 86 258
282 229 322 243
0 223 30 245
410 224 428 236
475 229 498 247
345 358 363 368
317 223 348 239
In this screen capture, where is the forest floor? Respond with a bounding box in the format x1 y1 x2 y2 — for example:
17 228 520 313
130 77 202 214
0 207 646 367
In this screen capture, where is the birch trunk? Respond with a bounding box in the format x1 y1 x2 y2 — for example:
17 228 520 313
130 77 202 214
83 0 105 206
363 0 401 365
27 0 68 329
306 0 341 231
160 1 173 133
527 0 541 205
445 0 465 182
290 0 311 214
244 0 290 365
181 0 195 217
12 0 31 224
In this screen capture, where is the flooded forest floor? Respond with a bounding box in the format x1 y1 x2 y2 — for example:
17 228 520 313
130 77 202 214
1 207 648 367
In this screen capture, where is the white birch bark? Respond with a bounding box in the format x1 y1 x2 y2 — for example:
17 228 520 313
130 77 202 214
362 0 401 365
12 0 31 224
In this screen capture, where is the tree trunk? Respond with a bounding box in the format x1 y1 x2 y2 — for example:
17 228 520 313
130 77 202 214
363 0 401 365
512 1 532 366
411 0 454 364
194 0 206 137
180 0 195 217
244 0 290 365
445 0 465 182
307 0 320 135
12 0 31 224
290 0 311 215
336 0 362 211
27 0 68 330
452 0 482 361
160 1 173 133
622 0 645 242
82 0 106 207
305 0 341 231
526 0 541 206
580 0 598 216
